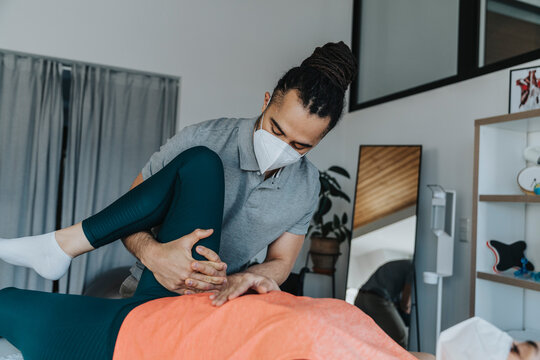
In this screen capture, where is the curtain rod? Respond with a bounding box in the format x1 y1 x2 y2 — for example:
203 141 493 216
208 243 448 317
0 47 180 81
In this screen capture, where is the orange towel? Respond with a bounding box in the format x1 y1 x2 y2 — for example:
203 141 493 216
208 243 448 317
113 291 416 360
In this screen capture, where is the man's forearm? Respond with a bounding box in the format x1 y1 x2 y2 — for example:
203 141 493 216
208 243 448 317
121 231 159 267
244 258 291 286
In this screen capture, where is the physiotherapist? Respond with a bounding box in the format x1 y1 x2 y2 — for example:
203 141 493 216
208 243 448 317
120 41 358 305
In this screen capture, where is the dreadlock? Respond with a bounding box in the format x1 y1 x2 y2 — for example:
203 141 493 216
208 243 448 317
270 41 358 135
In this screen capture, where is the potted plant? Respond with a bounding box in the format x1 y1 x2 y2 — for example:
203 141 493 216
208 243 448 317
307 165 352 274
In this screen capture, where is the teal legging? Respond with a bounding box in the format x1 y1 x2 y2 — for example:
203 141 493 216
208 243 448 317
0 146 225 360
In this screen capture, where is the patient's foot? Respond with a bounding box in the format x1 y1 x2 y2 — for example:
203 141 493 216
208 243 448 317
0 231 72 280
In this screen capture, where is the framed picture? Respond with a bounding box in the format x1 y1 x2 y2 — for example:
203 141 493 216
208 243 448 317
509 65 540 113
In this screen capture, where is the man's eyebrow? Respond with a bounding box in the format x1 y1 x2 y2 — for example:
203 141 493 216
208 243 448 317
270 117 285 135
270 117 313 148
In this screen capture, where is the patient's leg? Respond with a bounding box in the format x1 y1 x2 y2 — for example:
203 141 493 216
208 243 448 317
0 145 225 280
81 145 224 254
0 146 226 359
0 285 159 360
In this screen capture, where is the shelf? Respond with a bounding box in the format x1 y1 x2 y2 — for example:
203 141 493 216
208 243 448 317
472 110 540 325
477 271 540 292
479 195 540 203
475 108 540 127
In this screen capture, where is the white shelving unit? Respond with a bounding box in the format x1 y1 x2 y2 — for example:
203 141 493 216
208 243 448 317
471 108 540 338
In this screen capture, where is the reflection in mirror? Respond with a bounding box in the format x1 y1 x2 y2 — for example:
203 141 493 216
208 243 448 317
482 0 540 66
345 145 422 349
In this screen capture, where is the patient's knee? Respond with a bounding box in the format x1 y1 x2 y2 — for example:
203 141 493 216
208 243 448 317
187 146 222 166
0 286 18 295
181 146 224 176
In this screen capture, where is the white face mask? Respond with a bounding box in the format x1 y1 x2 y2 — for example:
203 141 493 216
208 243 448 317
436 317 513 360
253 99 307 173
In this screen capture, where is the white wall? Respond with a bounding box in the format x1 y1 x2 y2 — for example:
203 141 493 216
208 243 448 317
2 0 539 354
0 0 351 129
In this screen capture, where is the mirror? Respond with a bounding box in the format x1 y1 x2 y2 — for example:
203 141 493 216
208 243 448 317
345 145 422 349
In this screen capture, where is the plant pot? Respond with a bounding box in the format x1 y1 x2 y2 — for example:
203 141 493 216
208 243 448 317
309 236 341 275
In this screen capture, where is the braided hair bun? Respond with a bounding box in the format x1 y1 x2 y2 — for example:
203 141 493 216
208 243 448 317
271 41 358 135
300 41 358 93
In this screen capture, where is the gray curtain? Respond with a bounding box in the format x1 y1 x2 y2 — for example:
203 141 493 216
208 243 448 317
0 53 64 291
59 64 178 294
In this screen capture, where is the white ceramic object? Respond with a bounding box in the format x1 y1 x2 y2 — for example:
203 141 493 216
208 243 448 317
524 146 540 164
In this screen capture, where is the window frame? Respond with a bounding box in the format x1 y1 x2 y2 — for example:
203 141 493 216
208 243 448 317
349 0 540 112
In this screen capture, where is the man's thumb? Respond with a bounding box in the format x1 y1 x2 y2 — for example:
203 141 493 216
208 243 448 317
184 228 213 247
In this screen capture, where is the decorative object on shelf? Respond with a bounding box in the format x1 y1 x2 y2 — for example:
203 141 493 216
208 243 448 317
523 146 540 164
509 65 540 114
512 257 540 284
486 240 534 273
517 166 540 195
514 257 535 279
307 165 351 275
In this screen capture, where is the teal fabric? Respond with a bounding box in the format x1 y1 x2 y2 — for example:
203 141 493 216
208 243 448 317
0 146 224 359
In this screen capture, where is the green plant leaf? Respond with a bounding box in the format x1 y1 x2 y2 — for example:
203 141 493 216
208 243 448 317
322 221 333 237
328 166 350 178
325 174 342 189
330 188 350 203
333 214 340 228
313 211 322 225
342 212 348 224
319 197 332 216
328 184 340 196
320 177 331 193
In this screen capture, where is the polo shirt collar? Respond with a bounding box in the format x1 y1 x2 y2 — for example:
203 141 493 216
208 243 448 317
238 115 261 171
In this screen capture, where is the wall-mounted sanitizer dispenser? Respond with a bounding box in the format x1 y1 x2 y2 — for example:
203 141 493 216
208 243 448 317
424 184 456 339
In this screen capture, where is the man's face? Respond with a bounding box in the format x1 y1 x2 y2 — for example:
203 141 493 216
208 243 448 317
508 341 540 360
257 89 331 155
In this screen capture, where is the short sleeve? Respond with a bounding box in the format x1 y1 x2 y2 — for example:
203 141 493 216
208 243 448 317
287 179 320 236
141 124 199 180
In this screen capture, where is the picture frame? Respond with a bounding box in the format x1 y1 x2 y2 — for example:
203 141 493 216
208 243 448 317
509 65 540 114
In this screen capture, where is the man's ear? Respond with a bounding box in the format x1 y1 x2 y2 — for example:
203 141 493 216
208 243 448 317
261 91 271 112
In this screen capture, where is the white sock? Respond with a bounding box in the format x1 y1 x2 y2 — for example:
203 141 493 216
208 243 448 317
0 231 73 280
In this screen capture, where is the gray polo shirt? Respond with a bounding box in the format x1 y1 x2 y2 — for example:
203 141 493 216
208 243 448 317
133 115 320 275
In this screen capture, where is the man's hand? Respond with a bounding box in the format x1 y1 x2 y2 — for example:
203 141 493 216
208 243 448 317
142 228 228 295
210 272 280 306
183 245 228 294
123 173 227 295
